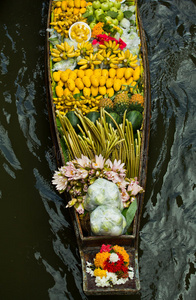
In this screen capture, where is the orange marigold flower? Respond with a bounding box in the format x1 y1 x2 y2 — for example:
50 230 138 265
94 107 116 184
94 252 110 269
94 268 107 278
113 245 130 265
91 22 104 38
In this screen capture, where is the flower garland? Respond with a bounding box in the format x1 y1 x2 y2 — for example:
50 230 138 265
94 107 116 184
52 154 143 214
86 244 134 287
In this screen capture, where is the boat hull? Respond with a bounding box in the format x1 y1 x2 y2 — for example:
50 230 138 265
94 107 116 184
45 0 151 295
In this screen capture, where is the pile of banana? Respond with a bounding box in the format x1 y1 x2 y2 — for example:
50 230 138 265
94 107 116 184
77 41 93 56
75 40 138 69
53 93 101 115
51 39 138 69
49 0 143 116
51 41 79 62
50 0 88 38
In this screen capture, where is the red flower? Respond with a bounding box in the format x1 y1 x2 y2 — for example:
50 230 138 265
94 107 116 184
118 38 127 50
103 253 128 276
100 244 112 253
92 34 111 45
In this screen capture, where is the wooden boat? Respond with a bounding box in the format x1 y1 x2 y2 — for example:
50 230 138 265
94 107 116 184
45 0 150 295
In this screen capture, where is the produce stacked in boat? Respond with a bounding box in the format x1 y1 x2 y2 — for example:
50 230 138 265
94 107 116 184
49 0 145 235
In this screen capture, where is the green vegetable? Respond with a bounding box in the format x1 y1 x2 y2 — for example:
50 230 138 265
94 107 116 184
86 111 100 124
92 1 101 9
107 11 118 19
66 111 81 133
106 112 122 128
124 10 133 20
126 110 143 132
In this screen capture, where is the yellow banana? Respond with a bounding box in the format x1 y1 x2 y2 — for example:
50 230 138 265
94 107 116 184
99 44 106 49
53 57 62 62
104 41 110 48
93 60 102 65
118 51 125 60
64 41 69 52
131 54 138 61
78 59 88 64
52 49 60 54
130 63 138 68
79 64 88 69
51 53 60 58
96 53 104 61
67 52 76 58
106 51 112 58
56 44 65 51
110 54 116 59
108 40 113 47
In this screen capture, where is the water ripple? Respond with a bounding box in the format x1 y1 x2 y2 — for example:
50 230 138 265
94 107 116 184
139 0 196 299
0 123 21 171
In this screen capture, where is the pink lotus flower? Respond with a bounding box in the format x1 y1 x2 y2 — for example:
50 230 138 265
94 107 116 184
75 203 84 215
52 171 68 192
76 168 89 180
76 155 91 168
104 170 121 184
92 154 105 169
118 179 129 190
106 159 126 176
52 155 144 215
121 188 130 203
128 180 144 196
63 162 76 179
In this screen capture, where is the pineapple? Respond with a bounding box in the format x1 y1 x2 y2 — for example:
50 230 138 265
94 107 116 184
130 93 144 106
99 97 114 111
129 93 144 113
113 91 130 117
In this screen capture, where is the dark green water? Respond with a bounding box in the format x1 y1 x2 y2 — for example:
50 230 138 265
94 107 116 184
0 0 195 299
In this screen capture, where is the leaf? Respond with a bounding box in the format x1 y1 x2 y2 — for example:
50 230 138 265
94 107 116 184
124 10 133 20
125 197 137 229
56 117 63 136
98 14 106 22
73 92 82 100
87 15 95 23
130 20 135 26
107 11 118 19
103 23 112 32
82 11 90 18
60 137 69 163
56 117 61 128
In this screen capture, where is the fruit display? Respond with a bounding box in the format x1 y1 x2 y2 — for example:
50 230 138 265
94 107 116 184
50 0 148 231
48 0 145 177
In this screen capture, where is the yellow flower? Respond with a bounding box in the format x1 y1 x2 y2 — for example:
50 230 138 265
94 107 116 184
94 268 107 278
94 252 110 269
113 245 130 265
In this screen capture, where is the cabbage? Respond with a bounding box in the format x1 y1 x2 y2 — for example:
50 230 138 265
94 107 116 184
90 205 126 236
84 178 123 212
120 18 130 29
48 36 59 46
52 59 77 71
